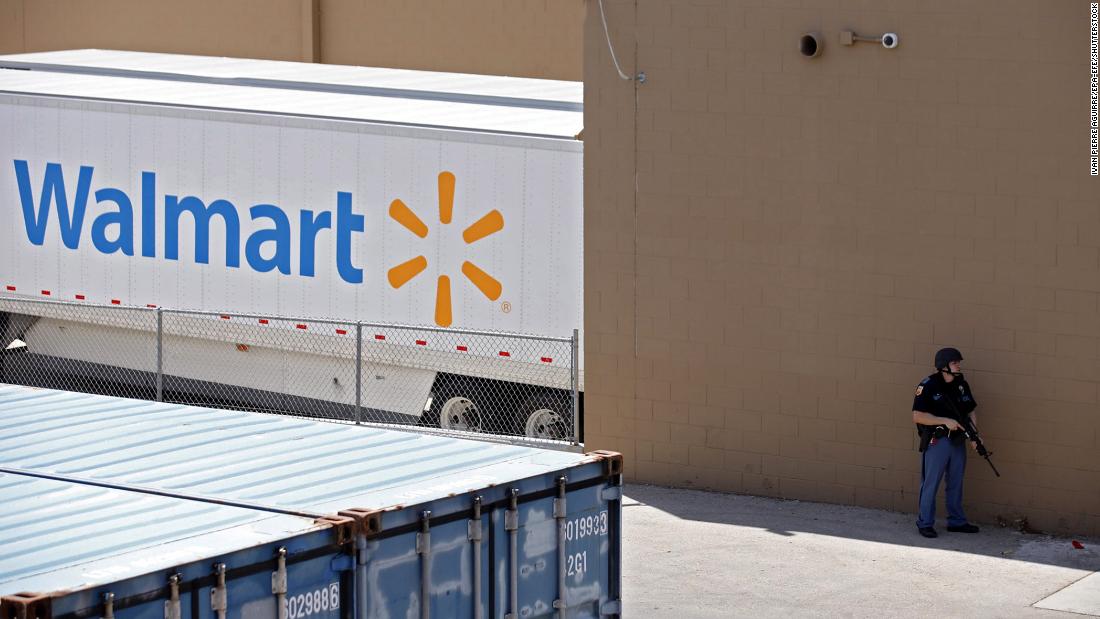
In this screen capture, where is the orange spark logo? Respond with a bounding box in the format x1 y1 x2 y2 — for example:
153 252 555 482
387 171 503 327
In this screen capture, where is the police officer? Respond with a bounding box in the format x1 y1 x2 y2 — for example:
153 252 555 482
912 347 981 538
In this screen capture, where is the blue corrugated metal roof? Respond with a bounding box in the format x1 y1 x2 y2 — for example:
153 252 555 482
0 472 321 596
0 385 589 515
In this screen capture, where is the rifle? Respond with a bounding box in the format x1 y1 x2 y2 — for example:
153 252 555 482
942 391 1001 477
957 414 1000 477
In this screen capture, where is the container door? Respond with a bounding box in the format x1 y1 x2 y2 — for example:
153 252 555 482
493 477 622 619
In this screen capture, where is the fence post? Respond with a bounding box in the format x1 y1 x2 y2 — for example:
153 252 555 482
571 328 580 446
355 321 363 425
155 307 164 402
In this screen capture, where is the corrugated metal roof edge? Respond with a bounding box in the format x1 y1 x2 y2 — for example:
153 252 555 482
0 385 623 541
0 456 623 540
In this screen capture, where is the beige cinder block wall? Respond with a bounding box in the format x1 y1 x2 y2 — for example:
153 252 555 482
0 0 310 62
585 0 1100 536
320 0 584 79
0 0 584 80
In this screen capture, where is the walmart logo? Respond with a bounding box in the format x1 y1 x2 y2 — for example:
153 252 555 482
387 171 503 327
11 161 504 328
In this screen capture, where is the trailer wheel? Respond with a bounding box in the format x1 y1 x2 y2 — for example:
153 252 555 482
520 393 572 440
438 396 483 433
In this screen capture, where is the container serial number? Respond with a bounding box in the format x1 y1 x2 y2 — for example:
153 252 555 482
566 511 608 541
567 551 588 577
285 583 340 619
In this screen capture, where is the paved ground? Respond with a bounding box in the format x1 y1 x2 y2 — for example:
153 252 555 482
622 484 1100 618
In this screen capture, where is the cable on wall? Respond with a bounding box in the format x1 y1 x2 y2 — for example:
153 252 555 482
598 0 645 83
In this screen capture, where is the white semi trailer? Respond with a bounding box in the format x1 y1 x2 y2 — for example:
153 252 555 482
0 50 583 440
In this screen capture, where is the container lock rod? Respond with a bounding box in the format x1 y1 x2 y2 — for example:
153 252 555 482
505 489 519 619
273 548 289 619
165 574 181 619
418 511 432 619
468 496 484 619
211 563 227 619
554 476 568 618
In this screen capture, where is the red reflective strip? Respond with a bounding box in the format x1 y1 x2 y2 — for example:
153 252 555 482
499 351 511 357
456 345 468 352
258 319 270 325
40 290 51 296
374 334 386 340
75 294 85 300
5 286 15 291
416 340 427 346
111 299 121 305
296 324 307 330
219 315 230 320
336 329 347 335
146 304 157 308
541 357 553 363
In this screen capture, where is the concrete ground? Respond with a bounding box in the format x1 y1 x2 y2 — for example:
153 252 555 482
622 485 1100 618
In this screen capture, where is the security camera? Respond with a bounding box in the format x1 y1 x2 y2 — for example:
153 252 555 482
881 32 899 49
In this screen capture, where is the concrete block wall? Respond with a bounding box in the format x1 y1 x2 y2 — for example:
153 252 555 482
0 0 584 80
584 0 1100 535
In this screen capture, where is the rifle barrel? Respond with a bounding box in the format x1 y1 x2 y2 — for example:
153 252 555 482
984 456 1001 477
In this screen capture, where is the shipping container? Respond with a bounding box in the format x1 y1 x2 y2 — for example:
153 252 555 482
0 472 355 619
0 384 623 618
0 49 583 438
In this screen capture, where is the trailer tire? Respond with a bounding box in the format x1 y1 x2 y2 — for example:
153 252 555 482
437 395 484 433
519 392 572 440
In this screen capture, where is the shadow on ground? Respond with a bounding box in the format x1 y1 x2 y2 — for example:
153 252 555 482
624 483 1100 573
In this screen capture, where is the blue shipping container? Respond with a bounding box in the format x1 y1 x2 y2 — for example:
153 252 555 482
0 471 355 619
0 385 623 618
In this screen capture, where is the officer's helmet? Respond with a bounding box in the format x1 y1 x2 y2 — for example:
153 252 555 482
934 347 964 371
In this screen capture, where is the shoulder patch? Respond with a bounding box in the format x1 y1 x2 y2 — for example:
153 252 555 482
915 386 923 396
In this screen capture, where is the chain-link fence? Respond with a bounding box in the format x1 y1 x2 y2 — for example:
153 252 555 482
0 295 580 448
